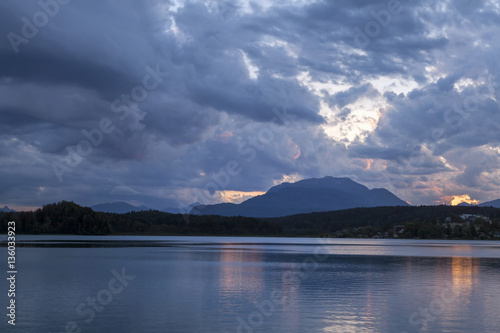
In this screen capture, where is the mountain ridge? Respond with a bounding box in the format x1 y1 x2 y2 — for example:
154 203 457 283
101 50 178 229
191 176 409 218
456 199 500 208
478 199 500 208
91 201 151 214
0 206 16 213
161 202 201 214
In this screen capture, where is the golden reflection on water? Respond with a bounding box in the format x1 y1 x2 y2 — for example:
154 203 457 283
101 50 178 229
451 257 480 303
217 245 486 332
218 245 265 312
219 245 264 291
320 256 484 332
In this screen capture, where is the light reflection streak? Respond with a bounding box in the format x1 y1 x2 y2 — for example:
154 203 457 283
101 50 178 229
218 245 265 312
451 257 480 303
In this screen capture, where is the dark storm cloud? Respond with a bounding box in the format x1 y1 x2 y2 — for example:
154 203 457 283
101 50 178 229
0 1 162 98
1 0 500 209
330 84 378 109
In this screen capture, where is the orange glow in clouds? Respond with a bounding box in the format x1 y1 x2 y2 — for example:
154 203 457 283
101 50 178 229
219 190 266 204
293 147 301 160
445 195 479 206
286 138 301 160
216 131 234 143
364 159 374 170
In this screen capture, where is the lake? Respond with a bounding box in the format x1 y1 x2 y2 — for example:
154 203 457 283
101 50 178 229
2 236 500 332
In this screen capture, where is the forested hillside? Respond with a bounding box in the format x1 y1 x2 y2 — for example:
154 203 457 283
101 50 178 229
0 201 282 236
1 201 500 239
272 205 500 238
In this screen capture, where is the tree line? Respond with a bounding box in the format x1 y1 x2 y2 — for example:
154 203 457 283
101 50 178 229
271 205 500 239
1 201 500 239
0 201 282 236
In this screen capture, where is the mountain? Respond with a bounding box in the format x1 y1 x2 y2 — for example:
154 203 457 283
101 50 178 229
91 202 151 214
0 206 16 212
479 199 500 208
457 202 474 207
191 176 409 218
161 202 201 214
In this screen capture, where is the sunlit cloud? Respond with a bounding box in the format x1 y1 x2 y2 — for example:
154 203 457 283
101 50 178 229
219 190 266 204
240 50 259 80
447 195 480 206
273 174 304 186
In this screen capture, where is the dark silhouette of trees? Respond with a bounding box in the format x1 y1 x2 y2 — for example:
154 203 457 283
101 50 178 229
1 202 499 239
0 201 282 236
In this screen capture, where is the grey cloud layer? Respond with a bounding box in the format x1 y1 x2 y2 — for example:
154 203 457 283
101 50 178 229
1 0 499 209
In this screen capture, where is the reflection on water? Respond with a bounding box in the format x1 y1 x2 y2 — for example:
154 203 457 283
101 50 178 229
1 236 500 333
279 262 301 333
219 245 264 293
218 245 265 316
452 257 480 301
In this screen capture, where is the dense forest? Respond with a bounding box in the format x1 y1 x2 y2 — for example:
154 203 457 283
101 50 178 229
0 201 282 236
271 205 500 239
1 201 500 239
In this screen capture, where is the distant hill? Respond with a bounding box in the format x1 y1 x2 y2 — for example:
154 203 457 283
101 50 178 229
2 201 500 239
479 199 500 208
91 202 151 214
457 202 474 207
0 206 16 212
161 202 201 214
191 176 409 218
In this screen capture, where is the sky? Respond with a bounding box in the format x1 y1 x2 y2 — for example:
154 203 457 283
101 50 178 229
1 0 500 211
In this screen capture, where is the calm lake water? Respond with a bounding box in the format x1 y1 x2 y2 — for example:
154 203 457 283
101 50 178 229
2 236 500 333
